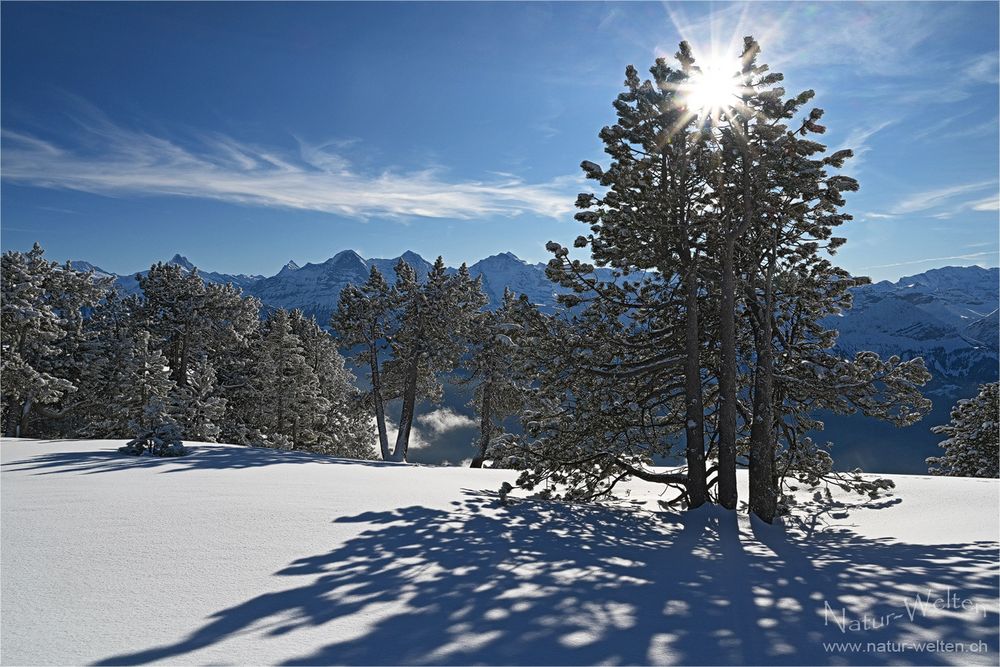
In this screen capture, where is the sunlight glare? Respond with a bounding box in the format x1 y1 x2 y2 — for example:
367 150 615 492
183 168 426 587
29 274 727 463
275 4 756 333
684 61 740 118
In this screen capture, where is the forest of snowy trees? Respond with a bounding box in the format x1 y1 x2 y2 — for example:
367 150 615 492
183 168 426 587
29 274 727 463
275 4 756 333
1 246 372 458
5 38 996 524
0 242 530 465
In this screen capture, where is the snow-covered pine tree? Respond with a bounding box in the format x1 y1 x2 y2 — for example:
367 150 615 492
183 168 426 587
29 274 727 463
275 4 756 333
136 260 261 443
385 258 487 462
459 289 537 467
927 383 999 478
74 289 147 437
137 262 260 390
213 301 263 446
1 244 110 437
709 38 929 521
289 310 375 459
543 44 720 505
137 262 210 388
170 356 226 442
520 38 933 519
692 38 789 510
77 318 176 445
331 265 400 460
119 329 176 433
253 308 330 450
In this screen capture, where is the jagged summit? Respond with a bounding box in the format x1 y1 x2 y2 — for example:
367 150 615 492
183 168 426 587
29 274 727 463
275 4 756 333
168 254 196 271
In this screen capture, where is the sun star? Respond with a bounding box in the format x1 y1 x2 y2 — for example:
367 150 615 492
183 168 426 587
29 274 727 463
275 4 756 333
684 59 741 118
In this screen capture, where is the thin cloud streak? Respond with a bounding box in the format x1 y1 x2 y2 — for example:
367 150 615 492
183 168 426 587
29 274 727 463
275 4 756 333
837 120 895 175
970 196 1000 212
0 116 581 221
862 250 998 270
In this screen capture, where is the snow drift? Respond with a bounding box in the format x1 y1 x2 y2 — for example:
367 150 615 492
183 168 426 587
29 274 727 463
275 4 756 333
2 438 997 665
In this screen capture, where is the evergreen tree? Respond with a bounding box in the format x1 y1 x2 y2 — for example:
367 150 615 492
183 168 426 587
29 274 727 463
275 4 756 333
332 266 399 459
1 244 109 436
927 383 999 478
290 310 375 459
522 38 932 518
386 258 487 462
253 309 330 449
170 357 227 442
138 262 260 390
120 330 177 432
708 38 926 520
543 46 717 505
460 289 536 467
74 290 148 437
119 396 185 457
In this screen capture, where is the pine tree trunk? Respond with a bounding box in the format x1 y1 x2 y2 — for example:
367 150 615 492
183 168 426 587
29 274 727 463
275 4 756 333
683 258 708 508
717 234 739 510
391 356 419 463
368 343 390 460
471 380 493 468
748 259 777 523
178 322 190 387
17 397 33 438
5 397 20 437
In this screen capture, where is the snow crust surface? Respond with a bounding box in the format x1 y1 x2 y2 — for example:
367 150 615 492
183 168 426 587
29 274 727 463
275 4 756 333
2 438 997 665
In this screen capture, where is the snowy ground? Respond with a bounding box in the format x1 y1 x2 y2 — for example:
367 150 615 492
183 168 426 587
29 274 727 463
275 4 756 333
2 438 997 666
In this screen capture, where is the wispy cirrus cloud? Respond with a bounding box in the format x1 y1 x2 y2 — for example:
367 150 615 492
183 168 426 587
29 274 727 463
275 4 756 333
0 109 581 221
834 120 896 175
913 109 997 143
885 180 998 216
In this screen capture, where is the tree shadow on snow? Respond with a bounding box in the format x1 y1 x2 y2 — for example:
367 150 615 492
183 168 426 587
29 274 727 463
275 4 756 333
1 443 397 476
95 491 998 666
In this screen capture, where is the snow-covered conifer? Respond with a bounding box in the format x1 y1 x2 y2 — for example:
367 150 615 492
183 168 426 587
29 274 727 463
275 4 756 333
331 265 399 459
289 310 375 459
252 309 330 449
1 244 110 436
170 357 226 442
119 396 185 457
460 289 536 467
517 38 932 520
927 383 999 478
385 258 487 462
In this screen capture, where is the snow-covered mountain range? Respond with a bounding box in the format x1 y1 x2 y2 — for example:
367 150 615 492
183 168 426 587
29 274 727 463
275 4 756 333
827 266 998 393
246 249 559 323
71 251 997 472
72 253 264 294
75 250 562 325
74 251 998 375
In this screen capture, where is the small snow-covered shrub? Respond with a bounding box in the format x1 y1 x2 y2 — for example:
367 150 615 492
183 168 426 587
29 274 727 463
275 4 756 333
118 421 187 457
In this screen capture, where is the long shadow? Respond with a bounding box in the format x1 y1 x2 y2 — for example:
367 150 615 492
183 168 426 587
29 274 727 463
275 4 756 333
94 490 999 666
1 443 398 476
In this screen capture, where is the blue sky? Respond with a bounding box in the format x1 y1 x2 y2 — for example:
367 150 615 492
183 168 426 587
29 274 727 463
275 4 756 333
1 1 997 281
